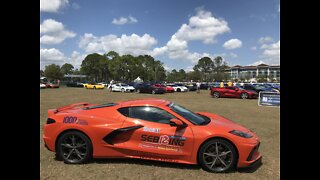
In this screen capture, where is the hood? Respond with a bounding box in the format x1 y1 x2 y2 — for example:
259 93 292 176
197 112 252 133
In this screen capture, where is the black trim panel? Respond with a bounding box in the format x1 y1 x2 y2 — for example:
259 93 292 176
103 125 144 145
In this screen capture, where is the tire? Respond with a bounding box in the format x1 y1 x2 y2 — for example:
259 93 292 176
136 89 140 93
241 93 248 99
152 90 156 94
121 88 125 93
93 86 96 89
213 92 220 98
85 85 87 89
177 88 181 92
56 131 93 164
198 139 237 173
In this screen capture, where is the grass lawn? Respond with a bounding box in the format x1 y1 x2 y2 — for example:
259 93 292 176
40 87 280 180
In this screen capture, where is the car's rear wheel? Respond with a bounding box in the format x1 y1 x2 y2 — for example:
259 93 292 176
121 88 125 93
241 93 248 99
198 139 237 173
93 86 96 89
177 88 181 92
56 131 93 164
152 90 156 94
136 89 140 93
213 92 220 98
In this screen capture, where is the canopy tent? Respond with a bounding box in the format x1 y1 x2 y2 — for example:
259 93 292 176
134 76 143 83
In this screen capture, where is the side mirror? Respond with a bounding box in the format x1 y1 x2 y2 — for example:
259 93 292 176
169 119 187 127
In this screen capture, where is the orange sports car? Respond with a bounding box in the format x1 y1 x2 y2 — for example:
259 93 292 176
43 98 261 173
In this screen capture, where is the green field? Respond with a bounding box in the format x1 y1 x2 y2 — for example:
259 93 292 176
40 87 280 180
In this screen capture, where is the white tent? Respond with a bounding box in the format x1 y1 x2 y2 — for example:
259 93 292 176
134 76 143 83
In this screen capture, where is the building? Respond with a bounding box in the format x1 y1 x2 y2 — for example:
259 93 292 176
226 63 280 82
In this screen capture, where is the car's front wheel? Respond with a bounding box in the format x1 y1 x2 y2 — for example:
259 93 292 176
213 92 220 98
241 92 248 99
198 139 237 173
136 89 140 93
121 88 125 93
151 90 156 94
56 131 93 164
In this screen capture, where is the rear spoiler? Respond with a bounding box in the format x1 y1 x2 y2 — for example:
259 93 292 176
53 102 90 114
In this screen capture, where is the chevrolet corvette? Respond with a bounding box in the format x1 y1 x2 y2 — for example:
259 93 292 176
43 98 261 173
211 86 258 99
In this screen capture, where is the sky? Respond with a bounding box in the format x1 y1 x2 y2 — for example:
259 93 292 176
40 0 280 71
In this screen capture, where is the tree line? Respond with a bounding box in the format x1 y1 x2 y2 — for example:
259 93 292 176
41 51 230 82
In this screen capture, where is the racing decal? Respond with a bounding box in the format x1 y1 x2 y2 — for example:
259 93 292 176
143 127 160 133
63 116 88 125
140 135 186 146
139 143 180 152
130 150 178 162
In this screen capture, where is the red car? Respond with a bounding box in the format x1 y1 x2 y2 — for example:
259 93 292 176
43 98 261 173
153 84 174 93
211 86 258 99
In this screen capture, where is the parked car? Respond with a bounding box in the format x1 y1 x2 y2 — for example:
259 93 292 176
98 82 108 87
110 83 135 92
169 83 188 92
43 98 261 173
46 81 59 88
40 83 46 89
84 83 105 89
185 83 197 91
211 86 258 99
66 82 84 88
243 84 275 93
153 84 174 93
135 83 166 94
200 83 210 90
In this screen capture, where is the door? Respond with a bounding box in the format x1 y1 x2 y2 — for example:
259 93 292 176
225 87 237 97
119 106 194 162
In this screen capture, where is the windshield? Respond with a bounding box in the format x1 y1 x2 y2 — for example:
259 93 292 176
121 84 128 86
167 103 208 125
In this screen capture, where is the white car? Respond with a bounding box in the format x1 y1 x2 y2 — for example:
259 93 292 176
98 82 108 87
169 84 188 92
40 83 46 89
111 83 135 92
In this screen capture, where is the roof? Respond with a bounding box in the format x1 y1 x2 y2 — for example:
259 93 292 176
118 98 171 107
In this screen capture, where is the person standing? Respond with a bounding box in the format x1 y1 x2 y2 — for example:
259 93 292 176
220 81 224 88
227 81 233 87
196 81 201 93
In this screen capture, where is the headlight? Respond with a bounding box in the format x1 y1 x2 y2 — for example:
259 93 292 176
229 130 253 138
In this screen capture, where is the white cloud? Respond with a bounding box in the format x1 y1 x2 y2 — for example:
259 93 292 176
254 40 280 65
229 52 238 58
251 46 257 50
174 8 230 44
40 19 76 44
40 48 86 69
223 39 242 50
71 2 80 10
40 48 67 68
250 60 266 66
112 16 138 25
258 36 274 44
79 33 157 56
40 0 69 13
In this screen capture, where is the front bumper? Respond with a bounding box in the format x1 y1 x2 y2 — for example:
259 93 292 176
237 141 262 168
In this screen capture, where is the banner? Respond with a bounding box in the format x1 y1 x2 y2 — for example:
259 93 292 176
258 91 280 107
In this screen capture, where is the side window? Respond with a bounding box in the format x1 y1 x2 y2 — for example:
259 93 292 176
129 106 176 124
117 107 129 117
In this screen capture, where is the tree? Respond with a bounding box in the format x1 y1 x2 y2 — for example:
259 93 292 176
186 70 202 81
80 53 107 82
40 70 44 77
212 56 230 82
44 64 63 80
193 57 215 81
61 63 74 75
